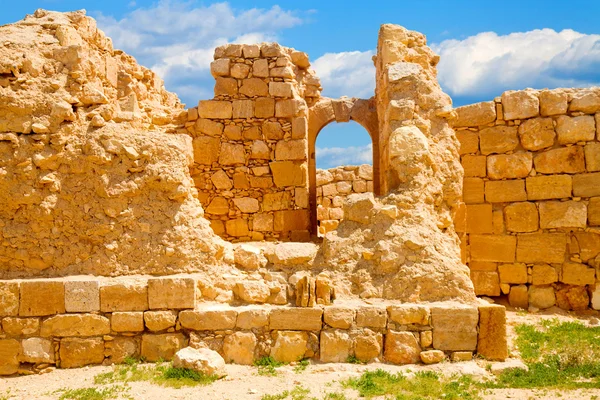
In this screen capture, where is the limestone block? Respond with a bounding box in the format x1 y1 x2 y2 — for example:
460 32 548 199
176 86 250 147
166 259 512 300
21 337 54 364
561 262 596 285
573 172 600 197
64 281 99 313
517 117 555 151
206 197 229 215
111 312 144 332
517 233 566 263
250 140 270 160
211 170 232 190
498 263 527 284
234 244 267 270
228 219 249 237
255 97 275 118
463 178 484 204
469 261 498 271
384 331 421 364
320 330 352 362
41 314 110 337
275 99 305 118
479 126 519 155
269 308 322 331
224 125 242 140
2 317 39 336
539 201 587 229
336 182 352 195
354 329 382 361
356 306 387 329
198 100 232 119
210 59 230 77
274 210 310 232
263 191 292 212
270 66 294 78
236 308 269 329
485 180 527 203
529 286 556 309
0 339 21 376
315 276 335 305
569 89 600 113
453 101 496 127
470 271 500 296
173 347 225 377
269 82 293 97
585 142 600 172
270 161 306 187
322 182 338 197
590 197 600 226
292 117 308 139
100 283 148 312
344 193 376 224
252 59 269 77
470 235 516 262
275 140 306 161
324 306 355 329
539 89 568 116
556 115 596 144
232 99 253 119
253 213 274 232
462 155 486 177
60 337 104 368
218 143 246 165
291 50 310 68
451 352 473 362
295 187 309 208
239 78 268 97
526 175 572 200
193 136 220 165
270 331 307 363
353 180 367 193
231 63 250 79
243 44 260 58
387 304 429 325
420 350 445 364
508 285 529 309
573 232 600 262
144 311 177 332
420 331 433 348
534 146 585 174
223 332 256 365
487 152 532 179
0 281 19 316
108 337 139 364
236 281 270 304
502 90 539 120
179 309 237 330
478 305 507 361
141 333 187 362
431 305 478 351
197 119 225 137
456 131 479 155
532 264 558 285
148 278 196 310
465 204 493 234
214 77 237 96
20 281 64 317
504 202 538 232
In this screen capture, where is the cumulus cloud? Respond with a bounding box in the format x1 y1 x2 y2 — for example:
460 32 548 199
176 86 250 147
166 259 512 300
94 1 302 106
432 29 600 103
316 143 372 169
311 50 376 99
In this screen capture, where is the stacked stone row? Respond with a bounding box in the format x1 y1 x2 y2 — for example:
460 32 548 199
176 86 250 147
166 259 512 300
185 43 322 242
315 165 374 235
453 87 600 311
0 277 506 374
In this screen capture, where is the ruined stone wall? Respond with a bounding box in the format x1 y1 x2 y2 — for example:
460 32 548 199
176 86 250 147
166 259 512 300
186 44 322 242
453 87 600 311
315 165 373 234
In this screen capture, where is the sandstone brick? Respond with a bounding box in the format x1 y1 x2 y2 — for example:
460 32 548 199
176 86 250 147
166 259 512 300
41 314 110 337
590 197 600 226
214 77 237 96
477 304 507 361
195 118 225 137
508 285 529 308
223 331 256 365
193 136 220 165
179 309 237 330
431 305 478 351
210 58 230 77
198 100 232 119
64 280 100 313
529 286 556 309
470 271 500 296
356 306 387 328
420 331 433 348
242 44 260 58
111 312 144 332
21 337 54 364
320 330 352 362
144 310 177 331
502 89 539 120
243 126 261 140
487 152 532 179
569 89 600 113
517 233 566 263
255 97 274 118
517 117 555 151
232 99 253 119
20 281 64 317
561 262 596 285
324 306 355 329
270 161 307 187
384 331 421 364
274 210 310 232
0 281 19 317
269 308 322 331
236 308 269 329
387 304 429 325
2 317 39 336
451 352 473 362
498 263 527 284
233 197 259 213
231 63 250 79
453 101 496 127
573 172 600 197
556 115 596 144
206 197 229 215
239 78 268 97
585 142 600 172
539 89 568 116
263 191 292 211
218 143 246 165
269 81 294 97
470 234 516 262
148 278 195 310
354 329 382 362
534 146 585 174
456 131 479 155
141 333 187 362
275 140 306 161
539 201 587 229
253 213 274 232
504 202 538 232
526 175 572 200
532 264 558 285
60 337 104 368
270 331 307 363
463 177 484 204
108 337 139 364
100 283 148 312
271 66 294 78
468 261 497 271
461 155 486 177
275 99 305 118
236 281 270 304
252 59 269 77
573 232 600 262
211 169 233 190
479 125 519 155
466 204 493 233
485 180 527 203
0 339 20 375
226 219 250 237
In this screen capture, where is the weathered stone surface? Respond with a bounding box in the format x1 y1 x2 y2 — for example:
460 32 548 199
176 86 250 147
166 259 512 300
144 311 178 332
320 330 352 362
485 180 527 203
269 308 322 331
108 337 139 364
387 304 429 325
517 234 566 263
234 244 268 270
502 90 539 120
0 340 20 375
198 100 232 119
354 329 382 362
236 281 270 304
539 201 587 229
21 337 54 364
451 352 473 362
148 278 196 310
585 142 600 172
508 285 529 309
453 101 496 127
268 242 318 265
100 283 148 312
487 152 532 179
420 350 445 364
569 89 600 113
20 281 64 317
471 271 500 296
2 317 39 336
141 334 187 362
193 136 220 164
504 202 538 232
431 306 478 351
41 314 110 337
270 331 307 363
211 170 233 190
534 146 586 174
64 281 99 313
111 312 144 332
344 193 376 224
270 161 307 187
179 309 237 331
539 89 568 116
236 308 269 330
529 286 556 309
590 197 600 226
461 155 486 177
173 347 226 376
498 263 527 284
456 131 479 155
384 331 421 364
518 117 556 151
275 140 306 161
532 264 558 285
219 143 246 165
526 175 572 200
323 306 355 329
0 282 19 317
561 262 596 285
206 197 229 215
479 126 519 155
226 218 250 236
478 305 507 361
556 115 596 144
573 173 600 197
470 235 516 262
223 332 256 365
60 338 104 368
356 306 387 328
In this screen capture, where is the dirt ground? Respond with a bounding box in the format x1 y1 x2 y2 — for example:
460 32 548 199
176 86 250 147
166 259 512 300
2 305 600 400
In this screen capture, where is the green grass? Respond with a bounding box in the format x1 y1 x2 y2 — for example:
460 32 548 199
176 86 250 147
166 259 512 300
346 355 366 365
294 358 310 373
55 385 129 400
260 386 315 400
254 356 285 376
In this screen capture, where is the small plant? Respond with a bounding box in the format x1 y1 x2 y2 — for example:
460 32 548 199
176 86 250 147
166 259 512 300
346 355 365 365
254 356 284 376
155 365 219 388
294 358 310 373
55 385 128 400
261 392 289 400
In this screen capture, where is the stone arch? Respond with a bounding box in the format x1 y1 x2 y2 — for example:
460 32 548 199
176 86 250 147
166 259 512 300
307 97 380 234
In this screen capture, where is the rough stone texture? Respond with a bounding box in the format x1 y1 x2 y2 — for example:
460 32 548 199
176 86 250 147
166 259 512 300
0 339 21 375
100 283 148 312
529 286 556 309
323 307 355 329
173 347 226 376
431 306 478 351
0 282 19 317
420 350 445 364
59 338 104 368
144 311 178 332
111 312 144 332
2 317 40 336
148 278 196 310
354 329 382 361
21 337 55 364
320 330 352 362
108 337 139 364
141 333 187 362
179 309 237 331
478 305 507 361
384 331 421 364
19 281 65 317
64 281 100 313
269 308 322 331
270 331 308 363
41 314 110 337
223 332 256 365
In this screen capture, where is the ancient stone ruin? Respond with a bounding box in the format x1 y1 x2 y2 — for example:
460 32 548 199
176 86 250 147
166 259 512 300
6 7 599 374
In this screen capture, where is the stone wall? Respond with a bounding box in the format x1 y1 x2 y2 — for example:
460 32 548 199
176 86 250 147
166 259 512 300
315 165 373 234
453 87 600 311
186 44 322 242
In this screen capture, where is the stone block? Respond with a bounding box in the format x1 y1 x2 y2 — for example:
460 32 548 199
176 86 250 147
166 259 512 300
273 210 310 232
502 89 539 120
206 197 229 215
253 213 274 232
20 281 64 317
518 117 555 151
320 330 352 362
108 337 139 364
462 155 486 177
111 312 144 332
21 337 54 364
324 306 355 329
356 306 387 329
590 197 600 226
148 278 196 310
179 309 237 330
195 118 224 136
214 76 237 96
239 78 268 97
100 282 148 312
242 44 260 58
487 152 532 179
275 99 305 118
420 349 445 364
144 311 178 332
252 58 269 77
470 235 516 262
270 331 307 363
504 202 538 232
532 264 558 285
573 172 600 197
270 161 306 187
197 100 232 119
470 271 500 296
561 262 596 285
210 58 230 77
292 117 308 139
526 175 572 200
354 329 382 362
453 101 496 127
529 286 556 309
0 339 20 375
517 233 566 263
478 305 507 361
573 232 600 262
463 177 485 204
218 143 246 165
451 352 473 362
485 180 527 203
64 280 100 313
498 263 527 284
556 115 596 144
539 89 568 116
466 204 493 233
223 332 256 365
539 201 587 229
384 331 421 364
193 136 220 165
236 281 270 304
255 97 275 118
232 99 253 119
60 337 104 368
269 308 322 331
420 331 433 348
0 281 19 317
141 333 187 362
479 125 519 155
231 63 250 79
508 285 529 308
569 89 600 113
431 305 478 351
275 140 306 161
585 142 600 172
2 317 39 336
226 219 250 237
269 81 293 97
41 314 110 337
534 146 586 174
469 261 497 271
456 131 479 155
236 308 269 329
387 304 429 325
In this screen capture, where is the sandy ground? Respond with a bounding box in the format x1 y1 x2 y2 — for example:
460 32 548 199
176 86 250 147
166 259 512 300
1 306 600 400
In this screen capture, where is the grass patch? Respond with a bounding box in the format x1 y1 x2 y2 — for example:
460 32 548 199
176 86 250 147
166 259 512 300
346 355 366 365
260 386 314 400
55 386 129 400
254 356 285 376
294 358 310 373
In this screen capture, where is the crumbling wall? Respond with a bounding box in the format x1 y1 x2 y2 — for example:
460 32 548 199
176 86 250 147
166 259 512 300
453 87 600 310
185 44 322 242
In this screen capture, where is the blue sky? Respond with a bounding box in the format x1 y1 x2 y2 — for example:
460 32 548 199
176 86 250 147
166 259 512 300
3 1 600 168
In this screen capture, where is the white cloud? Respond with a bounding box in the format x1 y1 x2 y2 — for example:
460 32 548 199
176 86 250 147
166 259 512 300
432 28 600 101
316 143 372 169
93 1 302 106
311 50 376 99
